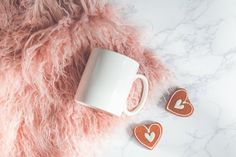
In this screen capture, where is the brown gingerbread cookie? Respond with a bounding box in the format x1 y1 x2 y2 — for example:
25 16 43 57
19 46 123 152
166 88 194 117
133 123 163 150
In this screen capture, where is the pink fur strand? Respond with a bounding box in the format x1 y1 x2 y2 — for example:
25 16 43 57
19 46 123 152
0 0 169 156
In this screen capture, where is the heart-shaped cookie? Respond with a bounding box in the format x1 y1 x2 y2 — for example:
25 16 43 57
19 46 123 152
166 88 194 117
134 123 163 150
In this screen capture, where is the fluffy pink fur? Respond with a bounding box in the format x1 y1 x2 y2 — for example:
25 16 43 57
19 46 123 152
0 0 169 156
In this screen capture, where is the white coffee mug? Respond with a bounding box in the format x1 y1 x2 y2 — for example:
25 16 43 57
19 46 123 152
74 48 149 116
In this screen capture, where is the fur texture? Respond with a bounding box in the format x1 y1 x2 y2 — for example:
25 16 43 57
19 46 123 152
0 0 169 156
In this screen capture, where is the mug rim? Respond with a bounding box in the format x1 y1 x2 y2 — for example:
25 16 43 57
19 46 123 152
93 48 139 67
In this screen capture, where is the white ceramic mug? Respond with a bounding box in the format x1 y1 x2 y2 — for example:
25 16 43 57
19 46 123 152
75 48 149 116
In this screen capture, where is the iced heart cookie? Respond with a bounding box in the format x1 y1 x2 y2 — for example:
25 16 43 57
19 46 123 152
134 123 163 150
166 88 194 117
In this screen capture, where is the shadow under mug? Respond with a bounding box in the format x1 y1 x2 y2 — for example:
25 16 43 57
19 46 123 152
74 48 149 117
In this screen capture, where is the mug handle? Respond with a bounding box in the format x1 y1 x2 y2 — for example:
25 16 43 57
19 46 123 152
124 74 149 116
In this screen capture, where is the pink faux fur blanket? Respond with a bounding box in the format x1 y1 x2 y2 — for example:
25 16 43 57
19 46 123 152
0 0 169 156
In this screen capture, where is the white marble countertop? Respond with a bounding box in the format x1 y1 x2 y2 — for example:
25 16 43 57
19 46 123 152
101 0 236 157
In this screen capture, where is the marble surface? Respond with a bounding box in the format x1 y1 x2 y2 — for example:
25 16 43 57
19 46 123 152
101 0 236 157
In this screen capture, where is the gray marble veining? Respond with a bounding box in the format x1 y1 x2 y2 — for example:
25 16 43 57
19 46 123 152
101 0 236 156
